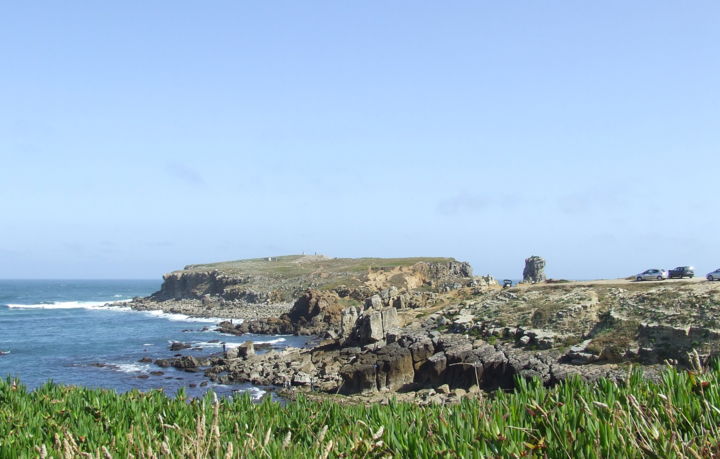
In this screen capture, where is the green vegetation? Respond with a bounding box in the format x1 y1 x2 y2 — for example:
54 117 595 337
528 299 566 328
185 255 455 277
586 314 641 358
4 363 720 457
177 255 458 294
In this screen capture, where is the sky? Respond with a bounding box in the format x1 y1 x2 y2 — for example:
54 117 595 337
1 2 718 280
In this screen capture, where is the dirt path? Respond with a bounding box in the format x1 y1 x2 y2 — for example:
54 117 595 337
515 276 711 289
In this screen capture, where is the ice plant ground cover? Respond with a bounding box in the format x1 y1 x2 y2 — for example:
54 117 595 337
2 360 720 458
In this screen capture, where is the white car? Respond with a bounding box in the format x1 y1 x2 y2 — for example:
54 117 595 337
707 269 720 281
635 269 668 281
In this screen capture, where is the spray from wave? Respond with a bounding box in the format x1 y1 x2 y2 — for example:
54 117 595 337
4 301 232 324
140 310 232 324
5 300 132 311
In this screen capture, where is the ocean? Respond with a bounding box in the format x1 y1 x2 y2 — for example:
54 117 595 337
0 279 308 399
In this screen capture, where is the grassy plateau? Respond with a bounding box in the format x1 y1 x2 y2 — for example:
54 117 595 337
2 360 720 458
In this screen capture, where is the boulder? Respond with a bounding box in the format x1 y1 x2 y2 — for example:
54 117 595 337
365 295 383 310
174 356 200 370
169 341 190 351
293 372 312 386
340 306 360 339
381 307 399 331
365 311 385 342
351 307 401 345
239 341 255 358
408 338 435 369
236 289 344 336
416 352 447 386
375 343 414 391
339 363 377 394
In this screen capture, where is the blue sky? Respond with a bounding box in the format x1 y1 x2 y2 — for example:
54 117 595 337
1 2 718 279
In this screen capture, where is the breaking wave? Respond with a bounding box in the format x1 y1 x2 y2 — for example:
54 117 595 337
5 301 131 311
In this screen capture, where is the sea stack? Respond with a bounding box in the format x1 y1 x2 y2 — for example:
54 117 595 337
523 256 546 283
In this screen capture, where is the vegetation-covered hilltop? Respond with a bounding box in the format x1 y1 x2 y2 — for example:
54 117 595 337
183 255 457 277
157 254 471 299
129 255 484 319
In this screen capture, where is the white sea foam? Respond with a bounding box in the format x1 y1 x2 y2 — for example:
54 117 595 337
244 386 266 400
213 384 266 400
190 337 287 348
141 309 232 324
6 300 132 311
5 301 236 325
113 363 151 374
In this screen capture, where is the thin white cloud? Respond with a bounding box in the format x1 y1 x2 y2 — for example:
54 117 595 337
436 192 489 216
165 162 206 187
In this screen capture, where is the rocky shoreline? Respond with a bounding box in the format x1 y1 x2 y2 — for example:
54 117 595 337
123 255 720 405
128 296 293 321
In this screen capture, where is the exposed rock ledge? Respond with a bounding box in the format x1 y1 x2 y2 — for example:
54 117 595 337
128 297 293 320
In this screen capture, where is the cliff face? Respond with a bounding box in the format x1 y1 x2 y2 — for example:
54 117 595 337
150 256 479 304
151 271 276 303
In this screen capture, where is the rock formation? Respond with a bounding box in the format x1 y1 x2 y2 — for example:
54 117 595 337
133 252 720 404
523 256 546 283
129 255 481 320
222 289 345 336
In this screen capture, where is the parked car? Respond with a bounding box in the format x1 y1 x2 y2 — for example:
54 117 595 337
635 269 668 281
668 266 695 279
707 269 720 281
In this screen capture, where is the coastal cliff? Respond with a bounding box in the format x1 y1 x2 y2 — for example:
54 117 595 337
130 255 720 405
152 255 474 301
130 255 485 319
203 277 720 404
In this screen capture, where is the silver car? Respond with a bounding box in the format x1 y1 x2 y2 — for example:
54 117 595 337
635 269 668 281
707 269 720 281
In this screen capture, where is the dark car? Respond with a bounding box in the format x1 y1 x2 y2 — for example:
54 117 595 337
668 266 694 279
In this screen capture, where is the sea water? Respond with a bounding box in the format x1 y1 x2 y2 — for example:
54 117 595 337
0 279 308 399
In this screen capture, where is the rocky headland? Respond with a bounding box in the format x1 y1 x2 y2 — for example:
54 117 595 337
129 255 720 404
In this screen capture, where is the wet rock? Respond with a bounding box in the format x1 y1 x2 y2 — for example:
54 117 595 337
154 359 171 368
169 341 191 351
174 356 200 369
